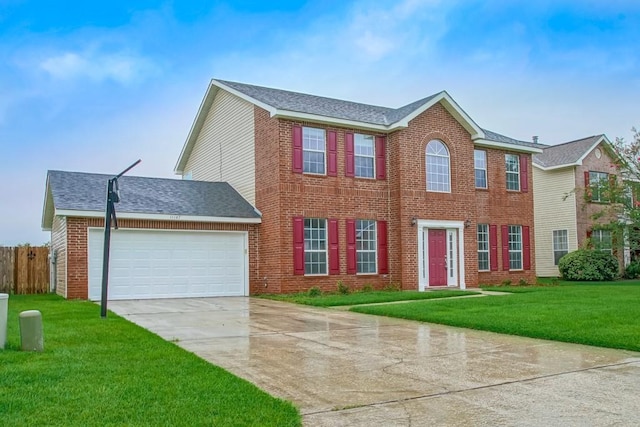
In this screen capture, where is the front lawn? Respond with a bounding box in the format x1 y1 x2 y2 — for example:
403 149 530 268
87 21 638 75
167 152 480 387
258 289 479 307
351 282 640 351
0 295 300 426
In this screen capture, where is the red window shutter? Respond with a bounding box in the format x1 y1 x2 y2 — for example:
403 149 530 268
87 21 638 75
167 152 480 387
346 219 356 274
292 125 303 173
375 136 386 180
523 226 531 270
584 171 592 200
489 224 498 271
328 219 339 274
501 225 510 271
519 155 528 192
377 220 389 274
293 217 305 275
327 131 337 176
345 132 355 177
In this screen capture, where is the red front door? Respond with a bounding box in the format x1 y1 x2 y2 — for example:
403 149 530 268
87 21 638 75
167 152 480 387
428 229 447 286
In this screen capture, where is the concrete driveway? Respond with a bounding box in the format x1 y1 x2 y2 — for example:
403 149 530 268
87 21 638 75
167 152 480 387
109 297 640 426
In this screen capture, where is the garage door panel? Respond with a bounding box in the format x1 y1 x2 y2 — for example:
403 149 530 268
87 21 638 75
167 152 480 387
88 229 247 300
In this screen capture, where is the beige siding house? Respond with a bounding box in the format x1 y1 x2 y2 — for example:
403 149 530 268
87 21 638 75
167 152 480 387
533 135 625 276
177 87 256 204
532 167 578 276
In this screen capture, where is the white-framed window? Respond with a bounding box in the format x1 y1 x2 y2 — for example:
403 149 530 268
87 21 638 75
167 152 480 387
552 230 569 265
589 171 609 203
426 140 450 192
303 127 326 174
508 225 523 270
505 154 520 191
474 150 487 189
304 218 327 274
477 224 490 271
356 220 377 273
592 229 612 254
355 134 375 178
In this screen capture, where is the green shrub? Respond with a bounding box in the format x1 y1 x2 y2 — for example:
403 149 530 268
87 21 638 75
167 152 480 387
558 249 619 281
336 280 350 295
501 279 512 286
307 286 322 297
624 261 640 279
361 283 373 293
518 279 528 286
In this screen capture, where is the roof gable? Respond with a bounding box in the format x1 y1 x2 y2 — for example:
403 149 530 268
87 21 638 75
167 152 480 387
175 79 542 172
533 135 611 170
42 171 260 230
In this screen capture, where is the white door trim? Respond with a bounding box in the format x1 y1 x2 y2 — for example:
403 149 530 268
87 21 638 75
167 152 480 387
417 220 466 290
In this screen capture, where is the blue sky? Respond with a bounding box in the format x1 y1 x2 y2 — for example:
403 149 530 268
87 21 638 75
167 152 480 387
1 0 639 245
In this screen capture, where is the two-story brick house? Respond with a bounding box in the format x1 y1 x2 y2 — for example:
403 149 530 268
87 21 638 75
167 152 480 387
175 80 540 294
42 79 541 300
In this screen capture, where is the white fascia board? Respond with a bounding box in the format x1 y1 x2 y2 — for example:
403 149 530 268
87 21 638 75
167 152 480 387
474 139 543 154
272 110 393 132
54 209 262 224
532 162 577 171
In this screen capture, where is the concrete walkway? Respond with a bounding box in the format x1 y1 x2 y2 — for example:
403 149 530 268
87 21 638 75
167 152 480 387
109 297 640 426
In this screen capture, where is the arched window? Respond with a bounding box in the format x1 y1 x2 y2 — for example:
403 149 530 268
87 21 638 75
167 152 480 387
426 140 450 192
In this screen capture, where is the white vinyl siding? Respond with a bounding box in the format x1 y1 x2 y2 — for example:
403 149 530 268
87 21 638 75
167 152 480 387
184 90 256 204
51 216 67 298
533 167 579 276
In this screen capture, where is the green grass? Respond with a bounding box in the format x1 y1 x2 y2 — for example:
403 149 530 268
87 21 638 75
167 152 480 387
0 295 300 427
351 282 640 351
258 290 479 307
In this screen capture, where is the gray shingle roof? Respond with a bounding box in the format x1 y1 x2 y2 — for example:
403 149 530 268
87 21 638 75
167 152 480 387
47 170 260 219
533 135 604 168
217 79 440 126
482 128 547 150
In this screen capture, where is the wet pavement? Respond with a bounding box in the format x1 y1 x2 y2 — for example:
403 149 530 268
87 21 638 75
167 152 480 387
109 297 640 426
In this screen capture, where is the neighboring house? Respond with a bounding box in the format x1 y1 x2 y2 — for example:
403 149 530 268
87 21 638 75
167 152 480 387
42 79 542 300
42 172 261 299
175 79 540 295
532 135 627 277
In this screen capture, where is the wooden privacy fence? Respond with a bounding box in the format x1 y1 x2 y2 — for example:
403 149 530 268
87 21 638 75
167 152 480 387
0 246 50 295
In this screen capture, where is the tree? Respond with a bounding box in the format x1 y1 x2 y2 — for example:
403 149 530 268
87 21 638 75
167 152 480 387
600 127 640 259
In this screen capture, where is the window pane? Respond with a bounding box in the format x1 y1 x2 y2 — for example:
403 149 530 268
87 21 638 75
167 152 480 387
303 127 326 174
304 218 327 274
355 134 375 178
506 154 520 191
477 224 489 271
552 230 569 265
508 225 522 270
474 150 487 188
426 141 450 192
356 220 377 273
589 171 609 202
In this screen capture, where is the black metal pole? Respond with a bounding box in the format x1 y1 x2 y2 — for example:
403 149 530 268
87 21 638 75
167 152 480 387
100 179 114 318
99 158 141 318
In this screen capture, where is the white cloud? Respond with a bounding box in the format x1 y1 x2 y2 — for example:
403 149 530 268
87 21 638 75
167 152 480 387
39 49 155 84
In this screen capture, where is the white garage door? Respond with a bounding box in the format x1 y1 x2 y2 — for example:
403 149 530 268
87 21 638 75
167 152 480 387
88 229 248 300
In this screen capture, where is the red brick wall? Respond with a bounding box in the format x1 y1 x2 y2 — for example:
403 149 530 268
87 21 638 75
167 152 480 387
253 101 537 293
574 144 624 266
61 217 259 299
